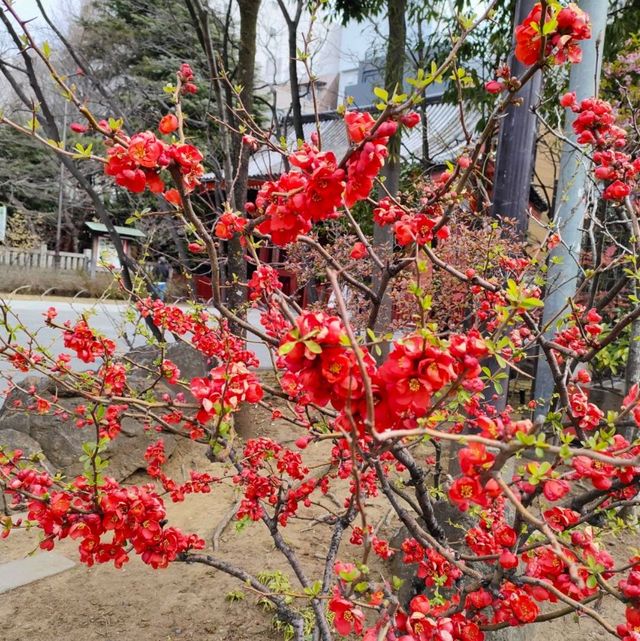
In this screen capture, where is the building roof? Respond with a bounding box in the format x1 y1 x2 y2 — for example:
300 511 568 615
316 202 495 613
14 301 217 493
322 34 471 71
202 102 481 182
85 221 146 238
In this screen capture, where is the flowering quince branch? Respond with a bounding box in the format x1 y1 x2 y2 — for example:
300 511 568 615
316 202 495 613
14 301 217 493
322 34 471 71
6 3 640 641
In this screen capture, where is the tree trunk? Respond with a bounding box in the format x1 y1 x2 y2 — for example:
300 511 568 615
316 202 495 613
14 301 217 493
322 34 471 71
372 0 405 360
490 0 542 236
229 0 261 438
287 16 305 142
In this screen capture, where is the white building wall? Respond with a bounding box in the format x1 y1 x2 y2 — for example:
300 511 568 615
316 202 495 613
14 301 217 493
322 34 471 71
209 0 400 114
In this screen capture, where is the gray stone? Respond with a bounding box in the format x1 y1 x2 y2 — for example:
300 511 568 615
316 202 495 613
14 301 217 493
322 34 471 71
0 553 75 594
389 501 527 641
588 380 625 413
0 342 206 481
25 408 176 481
0 364 182 482
126 342 211 389
0 428 51 467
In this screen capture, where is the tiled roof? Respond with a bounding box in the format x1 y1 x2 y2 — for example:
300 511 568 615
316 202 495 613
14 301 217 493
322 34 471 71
202 103 481 182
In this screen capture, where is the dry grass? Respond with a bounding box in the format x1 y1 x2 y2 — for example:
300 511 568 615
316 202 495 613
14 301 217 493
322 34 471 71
0 268 125 299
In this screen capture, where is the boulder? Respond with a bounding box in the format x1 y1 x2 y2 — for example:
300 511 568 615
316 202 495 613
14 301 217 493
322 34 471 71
0 341 210 482
389 501 527 641
126 342 211 389
0 428 52 470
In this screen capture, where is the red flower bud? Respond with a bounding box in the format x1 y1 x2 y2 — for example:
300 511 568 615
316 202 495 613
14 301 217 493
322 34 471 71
158 114 179 135
484 80 503 94
350 242 367 260
560 92 576 108
499 550 519 569
164 189 182 206
401 111 421 128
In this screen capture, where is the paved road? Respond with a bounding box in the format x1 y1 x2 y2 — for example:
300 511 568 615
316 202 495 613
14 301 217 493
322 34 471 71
0 298 273 403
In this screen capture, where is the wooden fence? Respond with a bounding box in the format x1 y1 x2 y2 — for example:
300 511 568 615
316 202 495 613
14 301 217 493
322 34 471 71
0 245 90 271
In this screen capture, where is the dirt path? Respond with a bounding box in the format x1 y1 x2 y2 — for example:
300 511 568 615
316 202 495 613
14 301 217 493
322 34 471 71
0 403 629 641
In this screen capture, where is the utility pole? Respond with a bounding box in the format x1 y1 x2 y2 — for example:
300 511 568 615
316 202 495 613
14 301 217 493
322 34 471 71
486 0 542 412
533 0 609 413
491 0 543 238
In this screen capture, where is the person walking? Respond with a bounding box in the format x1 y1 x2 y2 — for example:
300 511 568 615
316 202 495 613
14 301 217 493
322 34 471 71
153 257 170 301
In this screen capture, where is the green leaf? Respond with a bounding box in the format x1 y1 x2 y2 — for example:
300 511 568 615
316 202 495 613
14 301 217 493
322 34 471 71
278 341 297 356
521 297 544 309
303 580 322 597
42 41 52 59
338 568 359 583
303 340 322 354
373 87 389 102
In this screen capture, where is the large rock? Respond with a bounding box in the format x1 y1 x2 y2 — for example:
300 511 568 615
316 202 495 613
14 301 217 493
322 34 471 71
0 342 209 481
0 428 52 470
126 342 211 388
389 501 527 641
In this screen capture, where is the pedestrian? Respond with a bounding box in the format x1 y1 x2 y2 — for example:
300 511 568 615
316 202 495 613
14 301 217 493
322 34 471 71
153 256 170 301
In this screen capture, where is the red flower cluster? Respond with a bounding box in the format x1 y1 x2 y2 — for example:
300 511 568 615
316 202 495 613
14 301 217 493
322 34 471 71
389 596 484 641
214 211 247 240
417 547 463 588
551 306 602 361
2 457 203 569
515 3 591 66
329 588 365 636
570 431 640 491
561 94 640 201
278 311 374 410
233 437 317 525
343 112 399 207
105 130 203 198
376 331 487 430
373 197 405 225
252 112 404 245
247 265 291 338
568 388 604 430
100 362 127 396
137 298 259 367
144 439 218 502
248 265 282 301
191 362 263 423
63 320 116 363
255 138 345 245
493 583 540 626
178 63 198 95
393 204 450 246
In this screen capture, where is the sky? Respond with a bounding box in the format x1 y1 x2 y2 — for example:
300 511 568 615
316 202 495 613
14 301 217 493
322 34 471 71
10 0 76 32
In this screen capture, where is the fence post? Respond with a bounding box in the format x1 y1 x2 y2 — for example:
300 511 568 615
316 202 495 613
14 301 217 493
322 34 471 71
39 244 48 269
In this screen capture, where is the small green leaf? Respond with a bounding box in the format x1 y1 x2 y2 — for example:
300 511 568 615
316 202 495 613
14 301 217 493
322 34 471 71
303 341 322 354
278 341 297 356
373 87 389 102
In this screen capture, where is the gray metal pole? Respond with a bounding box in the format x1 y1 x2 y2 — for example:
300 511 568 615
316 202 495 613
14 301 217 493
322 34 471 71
491 0 542 237
533 0 609 413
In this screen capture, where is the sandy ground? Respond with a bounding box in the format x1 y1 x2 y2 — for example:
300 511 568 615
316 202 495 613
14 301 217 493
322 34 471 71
0 404 361 641
0 400 632 641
